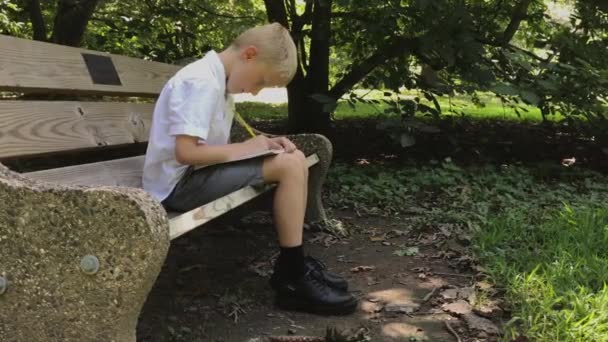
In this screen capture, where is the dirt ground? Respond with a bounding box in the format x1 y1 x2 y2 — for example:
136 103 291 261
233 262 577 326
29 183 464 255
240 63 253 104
137 209 502 342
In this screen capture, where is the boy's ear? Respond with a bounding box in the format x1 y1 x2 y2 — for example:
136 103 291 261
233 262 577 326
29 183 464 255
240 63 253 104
242 45 258 61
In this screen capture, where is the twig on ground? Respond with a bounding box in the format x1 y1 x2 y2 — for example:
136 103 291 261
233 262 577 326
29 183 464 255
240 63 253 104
445 321 462 342
433 272 475 278
269 336 324 342
423 286 439 302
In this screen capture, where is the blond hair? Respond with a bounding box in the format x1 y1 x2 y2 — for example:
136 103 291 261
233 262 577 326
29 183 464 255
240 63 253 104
231 23 298 84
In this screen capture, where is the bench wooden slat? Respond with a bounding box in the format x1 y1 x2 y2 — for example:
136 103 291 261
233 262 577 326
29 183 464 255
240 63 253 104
0 35 179 96
25 155 146 187
0 101 153 159
25 153 321 240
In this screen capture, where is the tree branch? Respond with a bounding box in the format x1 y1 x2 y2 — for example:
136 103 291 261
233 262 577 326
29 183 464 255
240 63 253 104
192 3 262 20
299 37 309 72
329 36 420 99
263 0 290 29
288 0 297 18
501 0 534 44
476 36 549 62
26 0 47 41
331 11 375 23
292 0 313 39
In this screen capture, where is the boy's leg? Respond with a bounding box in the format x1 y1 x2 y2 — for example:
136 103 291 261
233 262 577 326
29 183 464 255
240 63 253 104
262 150 308 247
263 150 357 315
162 150 357 315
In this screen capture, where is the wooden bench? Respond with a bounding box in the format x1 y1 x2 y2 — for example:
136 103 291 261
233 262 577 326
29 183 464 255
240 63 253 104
0 34 333 342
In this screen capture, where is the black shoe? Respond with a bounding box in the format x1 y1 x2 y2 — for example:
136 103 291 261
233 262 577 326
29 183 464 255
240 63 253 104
270 269 358 316
304 256 349 291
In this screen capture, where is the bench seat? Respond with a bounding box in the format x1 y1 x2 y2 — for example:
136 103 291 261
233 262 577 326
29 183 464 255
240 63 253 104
25 154 320 240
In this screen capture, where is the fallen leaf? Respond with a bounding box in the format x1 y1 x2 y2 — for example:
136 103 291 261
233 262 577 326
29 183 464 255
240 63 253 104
458 286 476 302
367 276 380 286
384 303 419 314
442 300 472 315
370 236 385 242
438 224 453 237
350 265 376 273
385 229 409 238
472 264 488 273
463 313 500 335
178 264 203 273
360 300 383 313
473 300 504 318
394 246 419 257
561 157 576 167
476 280 494 291
440 289 459 300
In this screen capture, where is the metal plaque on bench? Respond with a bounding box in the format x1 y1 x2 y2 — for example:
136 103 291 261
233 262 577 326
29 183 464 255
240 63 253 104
81 53 122 86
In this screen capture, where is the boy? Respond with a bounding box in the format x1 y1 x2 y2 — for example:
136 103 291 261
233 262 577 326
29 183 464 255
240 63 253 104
142 23 358 315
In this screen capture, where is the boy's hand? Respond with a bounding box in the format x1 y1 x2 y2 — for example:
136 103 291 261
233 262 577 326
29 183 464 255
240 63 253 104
248 135 282 151
270 137 297 153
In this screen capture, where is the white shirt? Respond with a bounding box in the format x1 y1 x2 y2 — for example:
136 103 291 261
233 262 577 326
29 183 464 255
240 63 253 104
142 51 235 202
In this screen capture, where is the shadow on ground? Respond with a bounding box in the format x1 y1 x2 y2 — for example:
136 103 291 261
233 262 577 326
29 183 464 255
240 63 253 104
137 210 496 342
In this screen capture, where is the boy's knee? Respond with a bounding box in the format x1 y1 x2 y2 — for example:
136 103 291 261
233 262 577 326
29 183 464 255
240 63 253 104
265 150 306 181
293 149 306 164
281 151 306 173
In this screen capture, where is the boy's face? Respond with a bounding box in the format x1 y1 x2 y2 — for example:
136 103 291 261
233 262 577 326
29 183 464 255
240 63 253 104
227 46 284 95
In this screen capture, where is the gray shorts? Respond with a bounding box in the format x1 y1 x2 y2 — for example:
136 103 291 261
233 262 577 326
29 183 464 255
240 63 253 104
162 157 266 212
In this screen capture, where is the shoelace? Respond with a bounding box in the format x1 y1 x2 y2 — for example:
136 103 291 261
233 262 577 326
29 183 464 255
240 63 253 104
303 269 331 295
306 256 327 271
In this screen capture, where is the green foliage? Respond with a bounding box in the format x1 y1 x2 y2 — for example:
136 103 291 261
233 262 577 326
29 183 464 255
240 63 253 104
0 0 32 37
325 159 468 215
0 0 265 62
84 0 265 62
331 0 607 137
1 0 605 131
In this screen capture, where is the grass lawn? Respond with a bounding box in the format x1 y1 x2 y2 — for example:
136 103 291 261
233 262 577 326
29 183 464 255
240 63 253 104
236 90 559 122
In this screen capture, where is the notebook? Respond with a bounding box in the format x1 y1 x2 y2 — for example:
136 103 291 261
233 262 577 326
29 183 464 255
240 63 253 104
193 149 285 170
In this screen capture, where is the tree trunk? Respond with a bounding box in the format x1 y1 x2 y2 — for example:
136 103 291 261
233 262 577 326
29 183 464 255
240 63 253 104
264 0 331 134
263 0 289 28
295 0 332 134
50 0 100 47
287 76 329 135
26 0 47 41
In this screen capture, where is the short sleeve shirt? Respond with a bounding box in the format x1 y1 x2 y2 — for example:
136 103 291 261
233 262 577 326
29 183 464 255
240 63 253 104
142 51 235 202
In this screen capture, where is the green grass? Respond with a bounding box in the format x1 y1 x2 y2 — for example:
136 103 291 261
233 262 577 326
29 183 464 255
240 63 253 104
478 204 608 341
324 160 608 340
236 90 555 122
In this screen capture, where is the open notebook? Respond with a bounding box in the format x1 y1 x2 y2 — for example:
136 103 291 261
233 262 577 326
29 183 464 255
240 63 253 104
193 149 285 170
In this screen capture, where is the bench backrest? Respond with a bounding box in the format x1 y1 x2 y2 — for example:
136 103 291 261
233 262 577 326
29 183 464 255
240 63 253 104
0 35 181 187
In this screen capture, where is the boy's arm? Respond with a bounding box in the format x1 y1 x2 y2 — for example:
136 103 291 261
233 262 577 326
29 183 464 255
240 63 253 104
174 135 281 166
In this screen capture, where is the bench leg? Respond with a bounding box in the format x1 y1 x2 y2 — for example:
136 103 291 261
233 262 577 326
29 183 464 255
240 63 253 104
0 163 170 342
286 133 333 223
